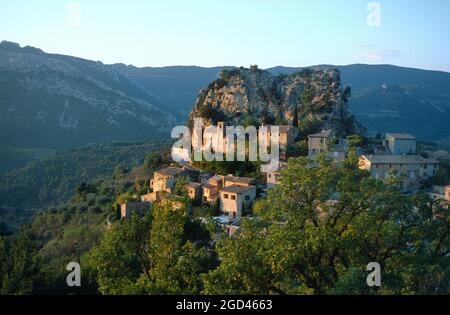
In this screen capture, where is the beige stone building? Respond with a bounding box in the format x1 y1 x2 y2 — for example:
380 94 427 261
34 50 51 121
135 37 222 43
223 175 256 188
202 184 220 204
258 125 299 149
201 175 223 204
141 191 161 203
187 182 203 204
208 175 224 188
120 201 151 219
150 166 199 193
265 162 288 189
151 167 187 193
359 155 439 189
219 185 257 220
385 133 417 155
445 185 450 202
201 174 257 205
308 129 333 157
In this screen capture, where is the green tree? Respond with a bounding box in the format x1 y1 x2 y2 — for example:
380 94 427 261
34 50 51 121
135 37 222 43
204 154 450 295
242 115 259 128
87 213 152 295
1 228 40 294
292 105 299 128
138 198 216 294
347 134 363 148
113 164 128 180
173 176 191 198
0 236 9 291
144 152 163 170
88 197 215 295
202 218 281 295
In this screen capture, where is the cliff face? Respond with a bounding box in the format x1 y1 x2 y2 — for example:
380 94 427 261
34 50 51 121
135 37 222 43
189 66 363 137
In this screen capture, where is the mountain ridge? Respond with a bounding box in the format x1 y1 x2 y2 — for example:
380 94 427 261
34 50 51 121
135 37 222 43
1 41 450 173
0 41 178 172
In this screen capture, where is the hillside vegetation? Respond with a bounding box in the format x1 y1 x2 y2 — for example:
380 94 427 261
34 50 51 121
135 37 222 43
0 150 448 295
0 140 172 209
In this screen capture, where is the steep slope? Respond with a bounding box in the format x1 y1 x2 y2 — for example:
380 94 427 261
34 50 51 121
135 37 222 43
0 41 177 172
0 140 170 209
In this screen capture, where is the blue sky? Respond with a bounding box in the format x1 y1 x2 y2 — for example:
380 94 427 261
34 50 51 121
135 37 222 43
1 0 449 71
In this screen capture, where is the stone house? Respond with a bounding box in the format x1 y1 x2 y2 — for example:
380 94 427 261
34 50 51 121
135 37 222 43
120 201 151 220
258 125 299 149
150 166 199 193
187 182 203 204
265 161 288 189
223 175 256 188
203 184 220 204
219 185 257 220
201 175 223 204
308 129 333 157
358 155 439 190
385 133 417 155
140 191 161 203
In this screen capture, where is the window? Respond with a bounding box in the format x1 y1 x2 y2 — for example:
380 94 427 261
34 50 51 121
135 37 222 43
224 194 229 199
231 195 236 200
245 195 250 201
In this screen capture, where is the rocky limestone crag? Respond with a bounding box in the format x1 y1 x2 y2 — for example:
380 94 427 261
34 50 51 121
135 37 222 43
189 66 364 137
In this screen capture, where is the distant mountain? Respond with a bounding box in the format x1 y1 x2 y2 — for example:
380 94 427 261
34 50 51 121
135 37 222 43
2 41 450 173
113 63 450 145
265 65 450 145
339 64 450 146
0 41 177 172
110 64 230 120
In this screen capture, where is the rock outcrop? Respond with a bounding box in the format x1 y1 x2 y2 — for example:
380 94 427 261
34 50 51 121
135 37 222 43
189 66 364 137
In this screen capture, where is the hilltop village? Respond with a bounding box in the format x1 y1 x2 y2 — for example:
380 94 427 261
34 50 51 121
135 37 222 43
118 121 450 235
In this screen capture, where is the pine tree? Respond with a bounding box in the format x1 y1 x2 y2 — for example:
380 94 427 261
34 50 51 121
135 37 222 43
292 105 299 127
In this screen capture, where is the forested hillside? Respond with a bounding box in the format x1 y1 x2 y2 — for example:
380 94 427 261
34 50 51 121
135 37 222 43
0 151 448 295
0 140 172 209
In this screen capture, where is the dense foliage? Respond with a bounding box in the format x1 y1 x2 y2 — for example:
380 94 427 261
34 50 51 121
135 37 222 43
0 149 448 295
0 140 171 209
204 152 449 294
